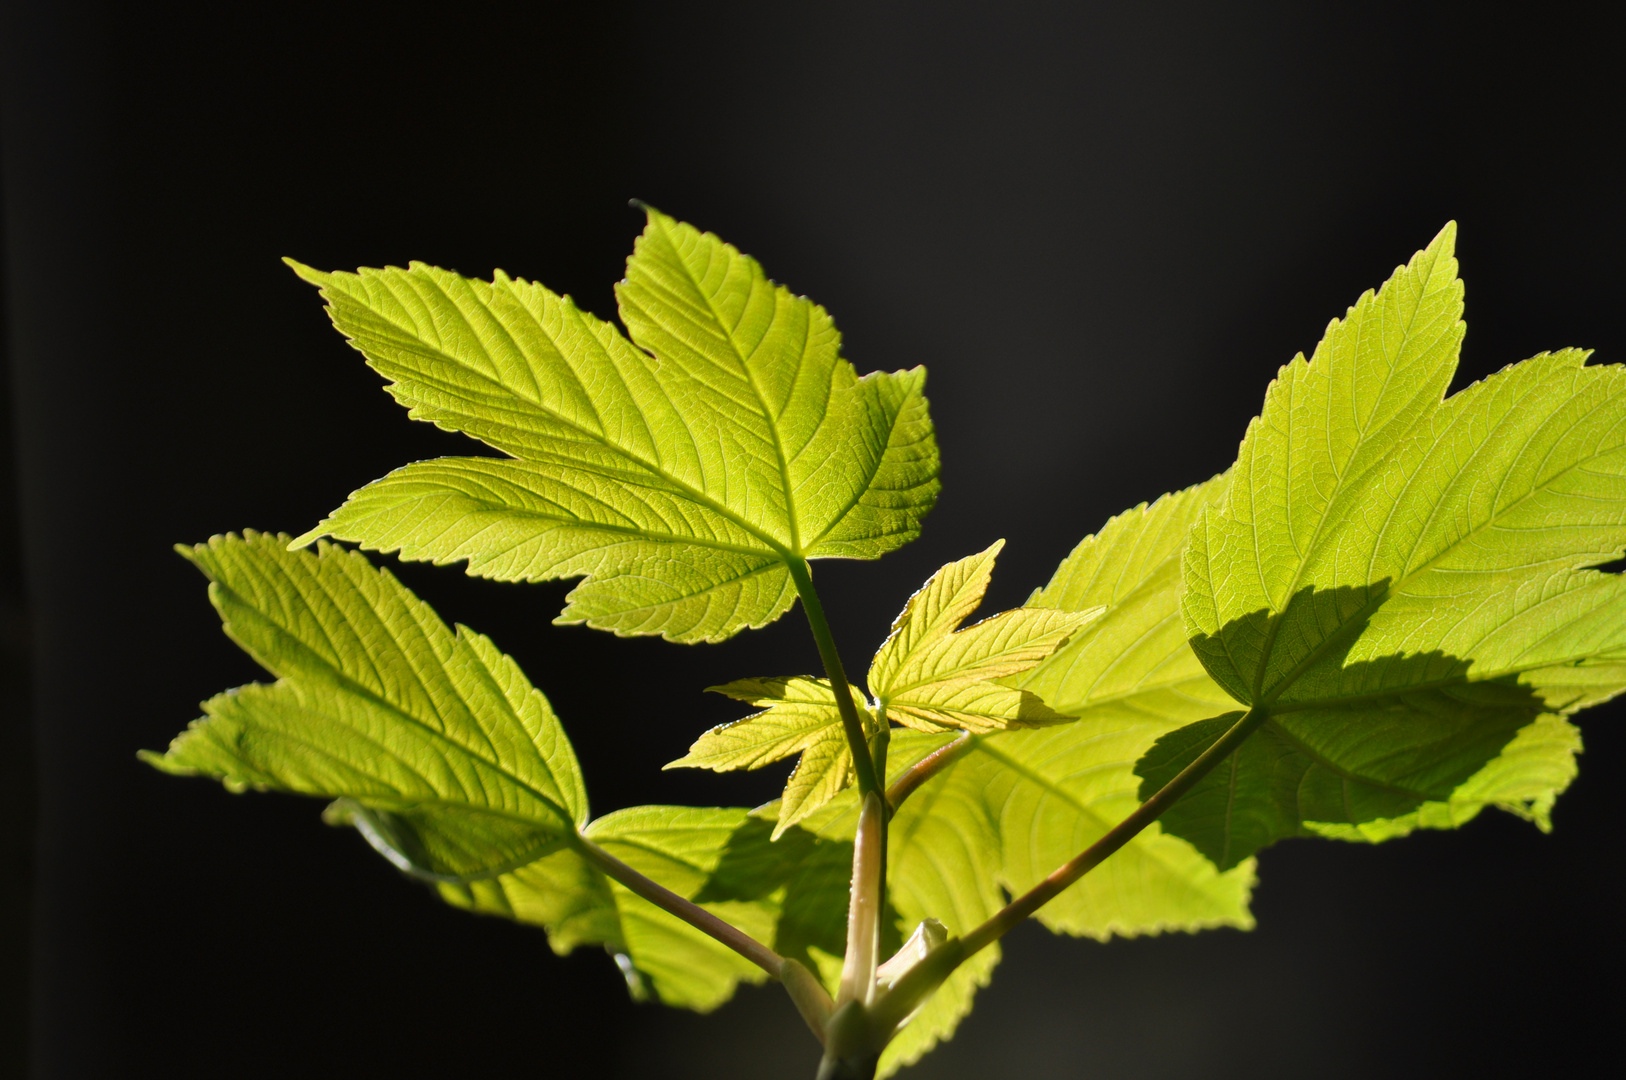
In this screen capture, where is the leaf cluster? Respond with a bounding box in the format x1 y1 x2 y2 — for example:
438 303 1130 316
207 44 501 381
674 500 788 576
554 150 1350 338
147 214 1625 1076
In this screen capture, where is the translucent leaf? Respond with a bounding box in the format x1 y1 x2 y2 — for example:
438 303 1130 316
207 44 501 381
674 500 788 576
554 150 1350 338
666 676 875 838
1158 225 1622 864
143 531 586 877
288 208 938 642
145 534 850 1013
672 545 1095 826
869 541 1099 731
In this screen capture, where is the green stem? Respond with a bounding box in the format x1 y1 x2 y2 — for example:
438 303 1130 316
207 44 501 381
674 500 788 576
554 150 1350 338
869 706 1268 1035
787 557 881 800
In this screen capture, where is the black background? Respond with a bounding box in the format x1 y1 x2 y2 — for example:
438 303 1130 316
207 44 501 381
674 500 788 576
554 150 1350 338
4 1 1624 1077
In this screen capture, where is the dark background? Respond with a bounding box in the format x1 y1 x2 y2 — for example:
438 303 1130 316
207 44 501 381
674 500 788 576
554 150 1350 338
4 1 1623 1076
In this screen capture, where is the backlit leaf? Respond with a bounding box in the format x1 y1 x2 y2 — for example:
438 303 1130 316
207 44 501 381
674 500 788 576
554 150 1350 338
1151 226 1622 866
145 535 847 1011
671 544 1095 827
143 531 586 877
288 208 938 642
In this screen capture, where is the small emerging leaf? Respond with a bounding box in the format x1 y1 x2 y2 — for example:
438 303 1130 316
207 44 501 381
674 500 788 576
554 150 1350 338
672 543 1097 827
870 540 1100 732
667 676 876 838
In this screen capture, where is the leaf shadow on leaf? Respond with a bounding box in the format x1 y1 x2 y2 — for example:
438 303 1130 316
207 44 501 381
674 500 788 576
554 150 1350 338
691 815 902 976
1146 584 1550 869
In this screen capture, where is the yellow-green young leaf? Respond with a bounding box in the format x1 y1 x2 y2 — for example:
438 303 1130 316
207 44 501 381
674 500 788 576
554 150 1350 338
667 676 876 838
672 545 1096 830
1156 225 1621 866
869 540 1100 732
288 207 939 643
142 531 587 877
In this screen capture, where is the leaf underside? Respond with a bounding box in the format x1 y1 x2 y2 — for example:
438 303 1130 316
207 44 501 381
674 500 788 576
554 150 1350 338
1141 223 1617 868
288 208 938 642
143 533 850 1010
148 221 1626 1077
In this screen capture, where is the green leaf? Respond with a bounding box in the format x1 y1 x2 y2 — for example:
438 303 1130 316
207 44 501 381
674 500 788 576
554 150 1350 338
670 544 1096 830
868 540 1100 732
1303 712 1581 843
145 533 850 1013
669 676 877 838
442 806 843 1011
287 207 939 642
1155 224 1623 866
143 530 587 877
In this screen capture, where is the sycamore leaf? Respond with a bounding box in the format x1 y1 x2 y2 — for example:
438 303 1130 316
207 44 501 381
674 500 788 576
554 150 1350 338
669 676 878 838
869 540 1100 732
1148 224 1619 868
287 207 939 643
145 533 851 1012
670 544 1096 830
142 531 587 877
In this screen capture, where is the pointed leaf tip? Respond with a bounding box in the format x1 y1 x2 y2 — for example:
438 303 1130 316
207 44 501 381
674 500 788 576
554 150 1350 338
282 257 326 287
1167 227 1619 865
296 215 939 642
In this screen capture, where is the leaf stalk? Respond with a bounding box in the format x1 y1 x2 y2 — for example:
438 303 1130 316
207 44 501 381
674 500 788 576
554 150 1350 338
574 833 784 977
885 730 974 808
837 792 887 1007
787 557 883 801
576 830 844 1046
868 706 1268 1033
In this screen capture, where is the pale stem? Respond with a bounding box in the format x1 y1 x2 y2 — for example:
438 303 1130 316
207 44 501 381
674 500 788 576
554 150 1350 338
837 792 886 1007
868 706 1269 1036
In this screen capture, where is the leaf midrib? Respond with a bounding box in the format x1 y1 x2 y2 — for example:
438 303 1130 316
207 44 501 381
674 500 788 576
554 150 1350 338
357 482 786 562
647 214 804 553
1258 407 1626 709
228 597 577 828
330 283 803 564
